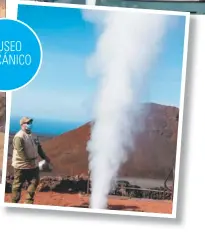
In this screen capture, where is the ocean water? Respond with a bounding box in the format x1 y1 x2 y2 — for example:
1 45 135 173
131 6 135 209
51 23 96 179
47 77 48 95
10 117 84 136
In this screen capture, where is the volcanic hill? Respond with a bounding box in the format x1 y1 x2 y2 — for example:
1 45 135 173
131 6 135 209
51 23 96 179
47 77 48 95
7 103 179 180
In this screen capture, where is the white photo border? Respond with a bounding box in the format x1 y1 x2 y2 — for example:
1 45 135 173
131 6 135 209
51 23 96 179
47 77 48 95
2 0 190 219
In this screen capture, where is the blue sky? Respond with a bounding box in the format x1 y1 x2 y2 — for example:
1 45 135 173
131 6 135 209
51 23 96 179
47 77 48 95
11 5 186 124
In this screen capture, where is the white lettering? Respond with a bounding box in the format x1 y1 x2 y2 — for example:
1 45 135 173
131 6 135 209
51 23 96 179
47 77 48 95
25 54 31 65
0 41 22 52
0 54 32 66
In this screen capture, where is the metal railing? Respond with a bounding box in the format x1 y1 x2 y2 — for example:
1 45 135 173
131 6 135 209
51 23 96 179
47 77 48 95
87 179 173 200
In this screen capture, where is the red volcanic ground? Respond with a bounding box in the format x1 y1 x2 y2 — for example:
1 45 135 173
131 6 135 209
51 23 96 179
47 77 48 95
5 191 172 214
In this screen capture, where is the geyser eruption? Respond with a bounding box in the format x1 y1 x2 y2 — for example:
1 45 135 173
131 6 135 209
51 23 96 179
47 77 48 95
84 10 169 209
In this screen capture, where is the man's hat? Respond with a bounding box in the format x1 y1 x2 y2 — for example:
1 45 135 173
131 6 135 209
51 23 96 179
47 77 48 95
20 117 33 125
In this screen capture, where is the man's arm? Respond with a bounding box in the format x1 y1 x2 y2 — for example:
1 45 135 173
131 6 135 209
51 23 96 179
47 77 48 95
13 136 31 161
35 138 50 162
38 144 48 160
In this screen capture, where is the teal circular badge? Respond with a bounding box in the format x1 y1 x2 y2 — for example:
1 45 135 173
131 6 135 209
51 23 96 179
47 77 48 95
0 18 42 91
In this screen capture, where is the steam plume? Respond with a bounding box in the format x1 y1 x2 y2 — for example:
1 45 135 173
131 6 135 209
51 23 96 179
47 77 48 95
83 9 170 209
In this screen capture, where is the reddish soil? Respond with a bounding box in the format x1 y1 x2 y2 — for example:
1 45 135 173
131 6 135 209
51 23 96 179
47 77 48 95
5 191 172 214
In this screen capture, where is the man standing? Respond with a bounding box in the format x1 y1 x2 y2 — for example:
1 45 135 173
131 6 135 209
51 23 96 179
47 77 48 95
11 117 50 204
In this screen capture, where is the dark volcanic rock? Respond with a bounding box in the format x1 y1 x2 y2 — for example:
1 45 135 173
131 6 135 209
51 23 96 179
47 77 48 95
5 175 89 194
5 174 172 200
37 175 88 193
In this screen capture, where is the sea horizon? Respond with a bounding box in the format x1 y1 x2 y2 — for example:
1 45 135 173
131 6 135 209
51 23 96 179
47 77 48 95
9 117 86 136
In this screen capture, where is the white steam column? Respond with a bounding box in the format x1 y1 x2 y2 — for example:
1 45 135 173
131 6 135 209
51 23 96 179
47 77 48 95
84 9 169 209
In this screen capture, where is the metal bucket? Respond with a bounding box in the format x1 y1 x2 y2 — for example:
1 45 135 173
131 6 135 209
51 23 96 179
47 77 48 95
38 160 53 172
